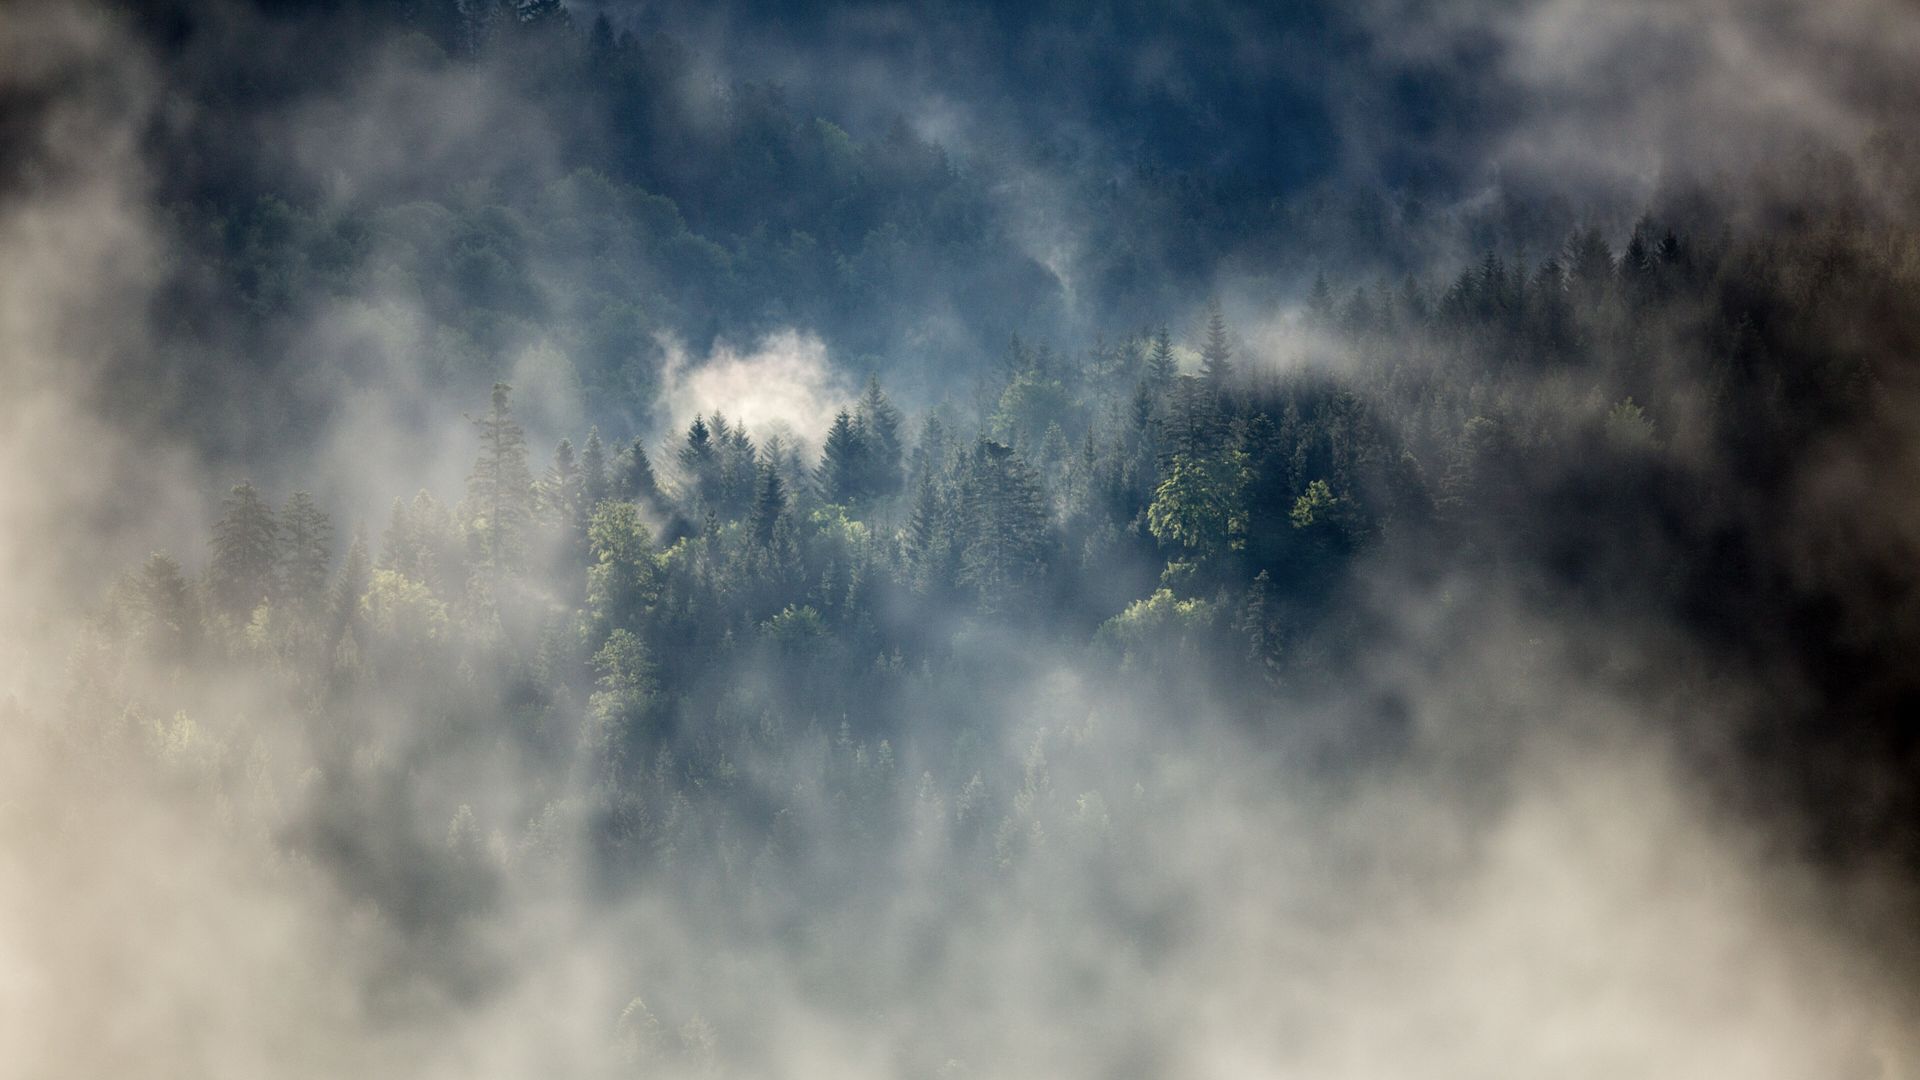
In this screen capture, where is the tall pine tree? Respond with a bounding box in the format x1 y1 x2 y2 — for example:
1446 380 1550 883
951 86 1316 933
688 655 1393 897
211 481 278 618
277 491 333 611
817 410 866 506
1200 298 1233 390
467 383 534 574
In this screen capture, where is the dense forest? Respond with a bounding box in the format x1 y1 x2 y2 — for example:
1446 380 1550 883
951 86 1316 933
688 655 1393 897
6 0 1920 1077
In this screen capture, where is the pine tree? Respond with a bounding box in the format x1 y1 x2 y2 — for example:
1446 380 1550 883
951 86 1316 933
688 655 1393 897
620 438 661 508
959 440 1050 613
907 472 945 589
1165 375 1222 461
1147 325 1177 387
587 629 655 787
1566 227 1615 306
467 383 534 573
1200 298 1234 389
715 416 757 519
1237 570 1283 685
211 481 279 618
277 491 333 611
855 376 905 498
541 438 584 531
587 501 658 636
136 552 200 662
910 413 950 490
380 490 461 598
752 459 788 545
817 410 866 506
582 427 609 510
678 416 718 510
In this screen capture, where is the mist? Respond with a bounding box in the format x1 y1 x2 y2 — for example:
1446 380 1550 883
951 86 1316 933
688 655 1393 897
4 0 1920 1077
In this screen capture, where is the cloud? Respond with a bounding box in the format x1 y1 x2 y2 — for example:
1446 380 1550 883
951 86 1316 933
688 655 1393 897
657 328 855 444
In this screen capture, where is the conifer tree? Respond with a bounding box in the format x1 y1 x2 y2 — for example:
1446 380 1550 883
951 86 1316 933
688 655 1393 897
907 472 945 586
1147 325 1177 386
587 629 656 787
136 552 200 662
620 438 662 508
1238 570 1283 685
678 416 718 510
752 459 788 545
959 440 1049 613
587 501 657 635
1200 298 1234 389
542 438 584 531
211 481 279 618
817 410 866 506
582 427 609 509
855 376 905 498
467 383 534 573
277 490 333 611
715 417 757 519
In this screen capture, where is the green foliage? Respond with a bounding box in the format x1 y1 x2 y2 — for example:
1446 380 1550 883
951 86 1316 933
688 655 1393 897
958 440 1050 613
586 501 657 635
364 569 450 647
1289 479 1339 529
618 438 661 507
762 604 827 651
816 411 865 506
1096 589 1218 671
856 377 905 498
1147 450 1248 560
587 629 656 785
991 367 1074 452
752 460 788 545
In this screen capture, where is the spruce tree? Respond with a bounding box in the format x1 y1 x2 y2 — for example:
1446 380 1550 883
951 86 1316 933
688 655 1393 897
855 376 905 498
620 438 661 508
467 383 534 573
959 440 1049 613
678 416 718 509
277 490 333 611
1200 298 1233 389
1147 325 1177 386
817 410 866 506
136 552 200 662
211 481 279 618
752 459 788 545
716 417 757 519
582 427 609 510
542 438 584 531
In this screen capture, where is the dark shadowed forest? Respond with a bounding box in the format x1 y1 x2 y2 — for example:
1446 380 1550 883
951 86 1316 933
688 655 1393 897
5 1 1920 1077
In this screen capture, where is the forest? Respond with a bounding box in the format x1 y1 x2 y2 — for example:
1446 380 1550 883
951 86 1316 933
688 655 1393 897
6 0 1920 1077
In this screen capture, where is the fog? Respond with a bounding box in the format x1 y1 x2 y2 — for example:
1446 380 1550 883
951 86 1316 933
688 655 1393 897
3 0 1919 1077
